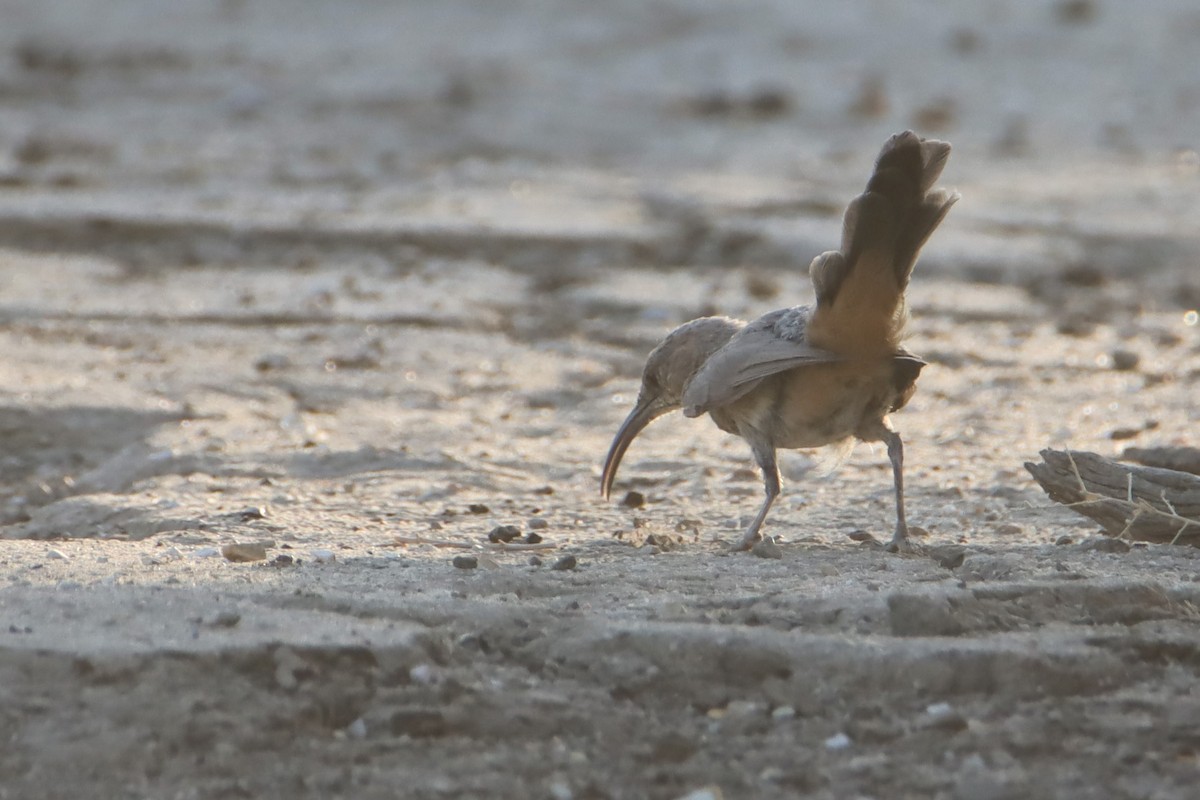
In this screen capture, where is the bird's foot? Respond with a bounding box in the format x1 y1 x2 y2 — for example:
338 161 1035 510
729 530 764 553
729 538 755 553
884 534 923 555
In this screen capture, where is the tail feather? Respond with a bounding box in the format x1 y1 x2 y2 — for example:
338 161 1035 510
806 131 958 355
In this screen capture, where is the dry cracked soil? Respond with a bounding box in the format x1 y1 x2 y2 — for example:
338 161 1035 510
1 1 1199 798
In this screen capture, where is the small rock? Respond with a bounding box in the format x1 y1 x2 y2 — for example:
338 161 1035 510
237 506 269 520
824 732 852 751
254 353 291 372
193 547 221 558
550 555 577 571
524 532 544 544
527 517 550 530
273 647 309 690
1054 535 1075 546
673 786 723 800
994 523 1024 536
344 717 368 740
750 539 783 559
467 503 489 514
922 701 968 732
1110 349 1140 371
46 549 68 561
452 555 478 570
548 781 573 800
929 544 967 569
1077 536 1130 554
409 664 438 685
487 525 521 543
847 530 878 543
270 554 295 567
621 491 645 509
310 549 336 563
759 766 784 783
208 610 241 628
221 542 267 563
528 555 543 566
1055 0 1097 25
771 705 796 721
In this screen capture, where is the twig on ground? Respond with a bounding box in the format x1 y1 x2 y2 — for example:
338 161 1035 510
381 535 558 551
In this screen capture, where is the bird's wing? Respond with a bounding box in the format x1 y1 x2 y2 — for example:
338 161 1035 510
681 326 841 416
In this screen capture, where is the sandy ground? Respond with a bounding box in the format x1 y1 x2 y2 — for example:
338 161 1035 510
1 1 1199 798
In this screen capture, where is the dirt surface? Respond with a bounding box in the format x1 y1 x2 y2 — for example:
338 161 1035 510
1 1 1200 798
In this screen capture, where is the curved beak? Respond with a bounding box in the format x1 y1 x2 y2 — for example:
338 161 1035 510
600 398 672 500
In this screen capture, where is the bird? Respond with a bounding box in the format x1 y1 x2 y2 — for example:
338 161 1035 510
600 131 959 552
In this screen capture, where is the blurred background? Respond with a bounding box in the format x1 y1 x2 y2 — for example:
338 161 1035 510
0 0 1196 297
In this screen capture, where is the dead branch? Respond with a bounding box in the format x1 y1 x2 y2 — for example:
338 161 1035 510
1122 445 1200 477
1024 449 1200 545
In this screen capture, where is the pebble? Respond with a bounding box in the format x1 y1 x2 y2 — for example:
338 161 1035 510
528 517 550 530
208 610 242 628
621 490 646 508
550 555 577 571
221 543 267 562
1110 349 1140 371
750 539 783 559
548 781 573 800
524 532 543 544
771 705 797 721
923 701 968 731
344 717 368 740
487 525 521 543
1077 536 1130 554
409 663 438 685
453 555 478 570
674 787 723 800
467 503 489 514
46 549 68 561
824 732 852 750
273 647 307 690
310 549 336 563
237 506 269 520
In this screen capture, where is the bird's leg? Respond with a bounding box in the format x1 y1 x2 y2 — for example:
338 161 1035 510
884 429 910 552
735 440 780 551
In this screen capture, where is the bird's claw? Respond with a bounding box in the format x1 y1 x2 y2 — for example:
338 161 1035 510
884 536 923 555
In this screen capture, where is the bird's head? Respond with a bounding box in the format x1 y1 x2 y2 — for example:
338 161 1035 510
600 316 741 499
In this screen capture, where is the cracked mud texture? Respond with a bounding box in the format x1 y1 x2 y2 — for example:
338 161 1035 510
1 1 1200 798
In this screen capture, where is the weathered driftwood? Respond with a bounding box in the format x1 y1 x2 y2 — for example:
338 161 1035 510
1025 449 1200 545
1123 445 1200 477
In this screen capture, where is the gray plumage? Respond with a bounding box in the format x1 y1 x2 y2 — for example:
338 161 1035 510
602 131 959 551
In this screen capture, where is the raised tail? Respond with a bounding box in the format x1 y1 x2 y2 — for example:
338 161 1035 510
805 131 959 356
